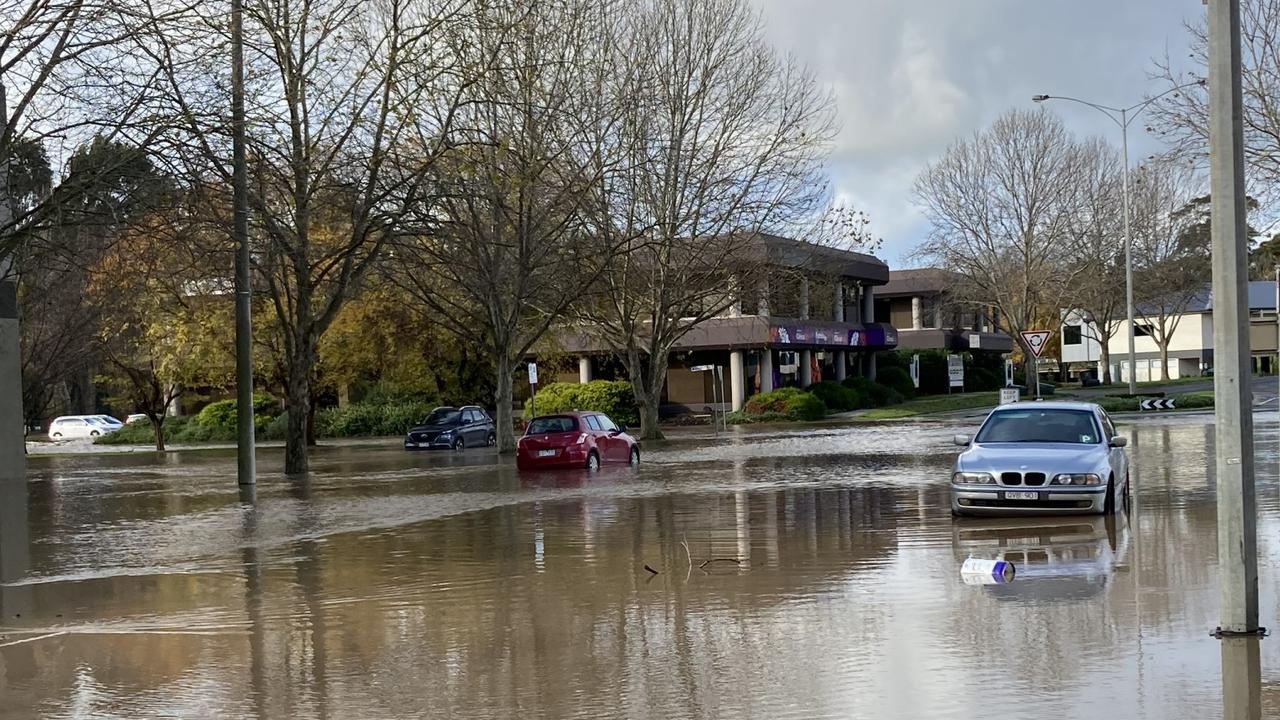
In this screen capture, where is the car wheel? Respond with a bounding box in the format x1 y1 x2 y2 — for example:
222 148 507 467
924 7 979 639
452 437 464 452
1104 476 1116 515
585 451 600 471
629 446 640 465
51 432 62 440
487 432 496 447
90 430 100 437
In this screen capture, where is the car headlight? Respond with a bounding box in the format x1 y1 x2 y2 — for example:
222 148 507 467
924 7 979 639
1051 473 1101 486
952 472 995 485
438 430 453 438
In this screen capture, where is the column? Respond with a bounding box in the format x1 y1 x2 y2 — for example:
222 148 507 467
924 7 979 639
833 283 844 322
861 285 875 324
578 357 592 384
757 275 770 316
799 277 810 319
0 257 22 484
799 350 812 387
911 296 923 330
729 350 745 412
759 349 774 392
835 350 847 381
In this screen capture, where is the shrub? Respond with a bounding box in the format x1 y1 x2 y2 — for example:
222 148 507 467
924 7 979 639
522 380 639 427
840 375 902 407
316 399 441 438
876 366 916 398
966 367 1001 392
807 381 862 412
196 394 281 431
741 387 825 421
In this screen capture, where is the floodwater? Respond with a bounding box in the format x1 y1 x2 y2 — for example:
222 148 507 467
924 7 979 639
2 416 1279 719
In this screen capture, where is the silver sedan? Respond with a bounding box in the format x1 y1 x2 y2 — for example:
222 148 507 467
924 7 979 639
950 401 1129 517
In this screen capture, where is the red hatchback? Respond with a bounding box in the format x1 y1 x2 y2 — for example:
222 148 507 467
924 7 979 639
516 412 640 471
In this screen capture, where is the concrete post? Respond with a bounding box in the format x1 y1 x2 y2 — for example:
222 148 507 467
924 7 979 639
757 275 770 316
578 356 592 384
231 0 256 486
861 285 875 324
0 256 23 484
911 296 923 330
729 350 745 412
834 283 844 322
799 277 810 319
1221 637 1262 719
759 349 774 392
835 351 847 381
0 483 31 620
1209 0 1259 635
799 350 812 387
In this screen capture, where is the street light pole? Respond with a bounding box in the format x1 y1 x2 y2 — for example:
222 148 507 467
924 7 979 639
231 0 256 486
1033 79 1204 394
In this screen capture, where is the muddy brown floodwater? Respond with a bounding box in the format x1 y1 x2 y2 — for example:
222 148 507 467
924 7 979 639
2 416 1279 719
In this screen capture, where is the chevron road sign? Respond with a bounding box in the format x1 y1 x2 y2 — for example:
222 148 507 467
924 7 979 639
1139 398 1176 411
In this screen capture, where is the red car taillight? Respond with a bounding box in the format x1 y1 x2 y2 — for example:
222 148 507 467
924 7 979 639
575 433 588 444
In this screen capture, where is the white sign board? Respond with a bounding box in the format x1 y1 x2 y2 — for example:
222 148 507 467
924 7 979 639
1020 330 1052 358
948 355 964 388
1000 387 1020 405
527 363 538 385
910 354 920 389
970 333 980 349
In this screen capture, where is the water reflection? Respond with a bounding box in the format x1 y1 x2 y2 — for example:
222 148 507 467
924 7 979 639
2 419 1280 718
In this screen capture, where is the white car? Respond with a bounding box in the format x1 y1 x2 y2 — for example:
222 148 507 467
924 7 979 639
47 415 122 440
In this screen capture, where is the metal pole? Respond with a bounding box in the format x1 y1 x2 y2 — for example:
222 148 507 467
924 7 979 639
0 83 26 485
1208 0 1259 636
1121 110 1138 396
232 0 257 486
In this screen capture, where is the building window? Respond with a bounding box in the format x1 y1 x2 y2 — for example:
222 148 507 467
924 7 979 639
1063 325 1082 346
1135 323 1154 338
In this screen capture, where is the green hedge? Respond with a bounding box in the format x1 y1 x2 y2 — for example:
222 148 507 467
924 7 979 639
196 394 281 431
876 366 916 399
807 381 863 412
316 400 442 438
522 380 639 427
841 376 904 408
732 387 826 423
97 416 236 445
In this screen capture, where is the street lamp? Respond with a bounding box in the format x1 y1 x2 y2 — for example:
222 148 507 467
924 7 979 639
1033 79 1205 395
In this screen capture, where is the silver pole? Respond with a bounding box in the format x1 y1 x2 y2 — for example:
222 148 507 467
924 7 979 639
1121 111 1138 395
232 0 257 486
1208 0 1259 636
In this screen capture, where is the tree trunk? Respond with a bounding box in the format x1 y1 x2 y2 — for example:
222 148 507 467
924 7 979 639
1158 341 1170 381
624 347 667 441
284 334 316 475
1099 344 1112 385
153 417 165 452
493 355 515 453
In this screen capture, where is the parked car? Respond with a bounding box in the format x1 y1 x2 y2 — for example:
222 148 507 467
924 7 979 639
516 411 639 471
48 415 120 440
90 415 124 429
950 401 1129 517
403 406 496 450
126 414 148 424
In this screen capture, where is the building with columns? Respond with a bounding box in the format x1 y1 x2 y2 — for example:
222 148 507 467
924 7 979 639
874 269 1012 354
547 235 897 416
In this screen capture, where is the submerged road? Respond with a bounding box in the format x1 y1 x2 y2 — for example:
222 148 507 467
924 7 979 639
3 415 1280 719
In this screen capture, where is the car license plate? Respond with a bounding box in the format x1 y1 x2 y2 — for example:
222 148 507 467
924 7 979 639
1004 491 1039 501
537 449 557 457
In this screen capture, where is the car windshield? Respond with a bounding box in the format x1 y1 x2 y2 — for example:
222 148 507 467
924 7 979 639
527 416 578 434
975 409 1102 444
423 408 460 424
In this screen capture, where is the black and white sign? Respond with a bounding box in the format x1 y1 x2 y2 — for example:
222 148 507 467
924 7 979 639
1139 398 1176 411
527 363 538 385
948 354 964 389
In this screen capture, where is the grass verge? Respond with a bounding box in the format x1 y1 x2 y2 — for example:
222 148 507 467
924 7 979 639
860 392 1001 420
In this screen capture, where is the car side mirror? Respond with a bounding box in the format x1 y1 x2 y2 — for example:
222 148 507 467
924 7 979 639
1109 436 1128 448
953 434 971 447
612 426 625 435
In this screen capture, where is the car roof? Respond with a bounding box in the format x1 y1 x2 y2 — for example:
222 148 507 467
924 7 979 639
992 401 1101 412
530 411 594 419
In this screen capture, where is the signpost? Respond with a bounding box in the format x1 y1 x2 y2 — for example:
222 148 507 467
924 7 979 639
947 354 964 393
1020 330 1052 399
910 354 920 389
528 362 538 417
690 364 723 432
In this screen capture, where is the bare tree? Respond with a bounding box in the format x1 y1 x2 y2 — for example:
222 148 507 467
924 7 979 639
579 0 835 439
148 0 466 473
1063 138 1125 384
1131 160 1209 381
392 0 615 452
914 109 1095 391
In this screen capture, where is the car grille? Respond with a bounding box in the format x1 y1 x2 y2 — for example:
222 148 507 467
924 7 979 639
999 472 1047 487
412 432 439 443
962 499 1093 510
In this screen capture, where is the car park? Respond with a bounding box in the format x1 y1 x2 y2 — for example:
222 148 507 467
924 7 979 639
516 412 639 471
403 406 496 450
950 401 1129 517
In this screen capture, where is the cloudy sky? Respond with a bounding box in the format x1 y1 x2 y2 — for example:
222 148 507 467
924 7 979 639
752 0 1207 266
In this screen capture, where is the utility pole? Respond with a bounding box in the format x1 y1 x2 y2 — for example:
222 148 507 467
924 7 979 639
232 0 256 486
0 83 24 486
1208 0 1260 637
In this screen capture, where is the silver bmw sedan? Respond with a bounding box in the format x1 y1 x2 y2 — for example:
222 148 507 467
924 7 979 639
950 401 1129 517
